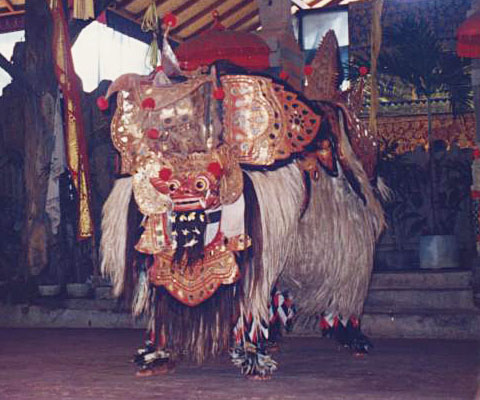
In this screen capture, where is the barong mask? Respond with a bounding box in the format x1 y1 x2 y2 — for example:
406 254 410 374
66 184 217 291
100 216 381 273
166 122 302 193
149 149 241 212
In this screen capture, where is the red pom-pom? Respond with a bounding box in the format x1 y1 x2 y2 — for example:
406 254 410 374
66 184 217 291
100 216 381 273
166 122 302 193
213 87 225 100
304 65 313 76
207 162 223 178
155 65 164 72
273 293 280 308
159 168 172 181
279 70 289 80
146 128 160 139
96 96 108 111
141 97 155 110
163 12 177 28
474 148 480 158
359 66 369 76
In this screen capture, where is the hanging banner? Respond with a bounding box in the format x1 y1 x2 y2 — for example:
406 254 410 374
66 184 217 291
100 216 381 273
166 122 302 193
47 0 94 239
73 0 95 20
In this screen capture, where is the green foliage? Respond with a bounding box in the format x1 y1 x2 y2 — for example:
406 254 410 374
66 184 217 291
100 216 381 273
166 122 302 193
378 145 472 245
376 16 473 237
379 16 472 114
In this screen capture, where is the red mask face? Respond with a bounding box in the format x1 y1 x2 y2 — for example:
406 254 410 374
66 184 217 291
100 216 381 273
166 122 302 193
150 160 223 212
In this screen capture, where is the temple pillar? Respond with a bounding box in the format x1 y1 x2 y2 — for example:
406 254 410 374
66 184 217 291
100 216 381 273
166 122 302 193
469 0 480 306
471 0 480 142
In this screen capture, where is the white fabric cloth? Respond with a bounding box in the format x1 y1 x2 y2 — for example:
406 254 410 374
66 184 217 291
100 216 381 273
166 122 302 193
73 0 94 20
72 21 150 92
204 194 246 245
221 194 246 239
45 92 67 235
205 220 220 246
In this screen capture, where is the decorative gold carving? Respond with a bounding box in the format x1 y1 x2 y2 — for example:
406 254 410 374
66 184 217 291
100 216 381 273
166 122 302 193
376 113 475 155
217 145 244 205
110 75 220 174
133 162 171 216
304 30 341 102
133 76 212 112
297 153 322 180
272 83 322 158
135 214 168 255
149 236 240 306
221 75 321 166
148 146 243 209
226 234 252 252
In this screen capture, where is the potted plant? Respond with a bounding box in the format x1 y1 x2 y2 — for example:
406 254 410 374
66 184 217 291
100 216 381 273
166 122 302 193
378 141 472 269
376 145 428 268
377 16 472 268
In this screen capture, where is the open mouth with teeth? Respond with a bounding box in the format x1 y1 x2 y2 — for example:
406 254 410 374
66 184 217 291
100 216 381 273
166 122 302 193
173 197 206 211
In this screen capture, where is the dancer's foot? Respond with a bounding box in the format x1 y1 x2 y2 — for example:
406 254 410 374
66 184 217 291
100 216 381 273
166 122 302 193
135 361 175 377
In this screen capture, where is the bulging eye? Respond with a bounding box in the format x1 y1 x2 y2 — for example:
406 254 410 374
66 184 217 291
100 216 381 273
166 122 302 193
168 180 180 192
194 176 209 192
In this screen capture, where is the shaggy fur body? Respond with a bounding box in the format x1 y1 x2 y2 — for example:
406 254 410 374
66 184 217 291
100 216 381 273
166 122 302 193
242 113 384 326
100 177 132 297
100 110 384 370
289 169 380 319
245 164 382 326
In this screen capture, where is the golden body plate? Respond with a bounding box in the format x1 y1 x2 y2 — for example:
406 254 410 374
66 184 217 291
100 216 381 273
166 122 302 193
149 236 240 306
221 75 321 166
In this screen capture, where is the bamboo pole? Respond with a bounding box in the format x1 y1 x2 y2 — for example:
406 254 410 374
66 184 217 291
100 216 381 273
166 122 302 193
368 0 384 137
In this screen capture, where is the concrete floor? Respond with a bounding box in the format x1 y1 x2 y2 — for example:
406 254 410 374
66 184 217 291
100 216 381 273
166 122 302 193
0 329 478 400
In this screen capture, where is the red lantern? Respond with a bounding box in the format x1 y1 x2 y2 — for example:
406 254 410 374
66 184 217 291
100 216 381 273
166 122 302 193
279 70 289 80
146 128 160 139
97 11 107 25
213 87 225 100
163 13 178 28
304 65 313 76
207 162 223 178
141 97 156 110
359 66 369 76
456 11 480 58
159 168 172 181
96 96 108 111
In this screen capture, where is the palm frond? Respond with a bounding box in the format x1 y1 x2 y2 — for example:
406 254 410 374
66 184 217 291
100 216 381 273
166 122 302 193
378 16 472 113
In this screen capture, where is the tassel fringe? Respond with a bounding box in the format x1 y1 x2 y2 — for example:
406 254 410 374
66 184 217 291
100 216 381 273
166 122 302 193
132 269 151 316
230 343 277 377
100 177 133 297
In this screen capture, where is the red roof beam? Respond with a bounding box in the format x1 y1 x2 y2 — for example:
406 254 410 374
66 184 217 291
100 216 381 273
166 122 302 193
133 0 200 21
0 9 24 17
228 8 257 31
182 0 253 40
238 19 261 33
114 0 137 9
170 0 235 35
3 0 14 12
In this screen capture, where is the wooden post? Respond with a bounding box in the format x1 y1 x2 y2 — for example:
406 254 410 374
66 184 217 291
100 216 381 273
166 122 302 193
22 0 57 278
470 0 480 313
13 0 111 282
